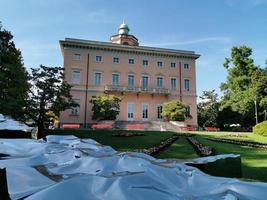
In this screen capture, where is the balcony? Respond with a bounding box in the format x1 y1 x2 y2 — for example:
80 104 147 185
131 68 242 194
104 85 170 95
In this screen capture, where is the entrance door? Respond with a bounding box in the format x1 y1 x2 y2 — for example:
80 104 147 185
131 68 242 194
142 103 149 121
127 103 135 121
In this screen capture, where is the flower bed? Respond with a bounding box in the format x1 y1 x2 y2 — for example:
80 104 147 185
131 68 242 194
126 124 145 130
187 137 216 157
178 126 197 131
91 124 113 129
112 132 145 137
204 127 220 131
62 124 80 129
136 136 178 156
207 137 267 149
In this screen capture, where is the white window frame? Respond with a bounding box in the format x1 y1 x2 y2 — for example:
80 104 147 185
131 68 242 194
143 59 148 66
70 99 80 116
170 77 177 91
95 55 102 62
184 63 190 69
112 73 120 86
127 102 135 121
71 69 81 84
73 53 81 61
171 62 176 68
129 58 135 64
128 74 135 89
142 103 149 120
157 61 163 68
141 76 149 90
94 72 102 86
184 79 190 91
156 76 164 88
113 57 120 64
156 104 163 120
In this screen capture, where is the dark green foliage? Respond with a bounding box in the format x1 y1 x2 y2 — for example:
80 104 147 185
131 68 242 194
0 22 29 120
253 121 267 136
220 46 267 127
90 95 122 120
162 100 189 121
25 65 77 137
197 90 220 127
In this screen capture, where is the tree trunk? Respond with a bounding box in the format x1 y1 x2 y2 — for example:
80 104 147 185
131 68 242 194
0 168 10 200
37 123 45 139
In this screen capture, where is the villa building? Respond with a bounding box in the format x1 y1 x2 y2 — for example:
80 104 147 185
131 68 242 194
59 23 200 127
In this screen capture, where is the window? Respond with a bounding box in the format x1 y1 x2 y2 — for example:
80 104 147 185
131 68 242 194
71 99 80 115
113 57 119 63
142 76 149 90
73 54 81 61
95 72 102 86
171 78 177 90
157 105 163 119
143 60 148 66
128 75 135 89
186 105 192 116
184 63 189 69
129 59 135 64
157 61 163 67
112 74 120 86
96 55 102 62
156 77 163 88
142 104 149 119
171 62 176 68
71 69 81 84
184 79 190 91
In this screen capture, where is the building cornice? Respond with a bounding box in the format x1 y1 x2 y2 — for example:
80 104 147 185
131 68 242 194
59 38 200 59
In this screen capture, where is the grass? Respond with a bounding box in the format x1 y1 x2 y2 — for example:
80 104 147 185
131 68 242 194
194 134 267 182
156 136 198 160
45 129 174 152
45 129 267 182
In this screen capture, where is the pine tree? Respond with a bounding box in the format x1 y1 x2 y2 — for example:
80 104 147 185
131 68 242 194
0 22 29 119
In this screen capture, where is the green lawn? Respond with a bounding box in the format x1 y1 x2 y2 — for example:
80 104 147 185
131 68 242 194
45 129 174 152
45 129 267 182
156 136 198 160
194 134 267 182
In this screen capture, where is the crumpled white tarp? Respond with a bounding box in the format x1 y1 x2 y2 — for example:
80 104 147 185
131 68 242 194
0 114 32 132
0 135 267 200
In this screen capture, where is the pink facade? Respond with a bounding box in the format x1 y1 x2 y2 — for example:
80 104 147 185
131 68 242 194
59 23 200 127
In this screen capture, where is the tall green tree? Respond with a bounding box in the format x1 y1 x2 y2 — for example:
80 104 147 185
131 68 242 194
90 94 122 120
0 22 29 119
25 65 77 138
197 90 220 127
162 100 189 121
220 46 258 127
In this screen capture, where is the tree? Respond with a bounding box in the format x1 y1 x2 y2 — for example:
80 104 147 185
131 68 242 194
220 46 258 127
0 22 29 120
25 65 77 138
90 95 122 120
162 100 189 121
251 68 267 121
197 90 220 127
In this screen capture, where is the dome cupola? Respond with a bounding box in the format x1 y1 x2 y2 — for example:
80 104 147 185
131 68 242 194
118 23 130 35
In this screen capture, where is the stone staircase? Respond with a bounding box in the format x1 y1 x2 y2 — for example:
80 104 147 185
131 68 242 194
113 121 182 132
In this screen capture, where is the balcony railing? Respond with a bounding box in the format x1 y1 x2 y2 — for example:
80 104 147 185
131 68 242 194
104 85 170 95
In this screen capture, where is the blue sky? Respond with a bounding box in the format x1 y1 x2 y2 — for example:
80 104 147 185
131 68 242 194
1 0 267 98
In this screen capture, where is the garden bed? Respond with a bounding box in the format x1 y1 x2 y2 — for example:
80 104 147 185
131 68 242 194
187 137 216 157
136 136 178 156
207 137 267 149
112 132 145 137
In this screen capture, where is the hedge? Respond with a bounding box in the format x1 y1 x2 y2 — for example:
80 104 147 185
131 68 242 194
253 121 267 136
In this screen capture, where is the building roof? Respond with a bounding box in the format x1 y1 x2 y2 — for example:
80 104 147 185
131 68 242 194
59 38 200 59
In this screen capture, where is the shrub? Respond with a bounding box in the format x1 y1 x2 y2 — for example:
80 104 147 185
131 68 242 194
162 100 189 121
253 121 267 136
